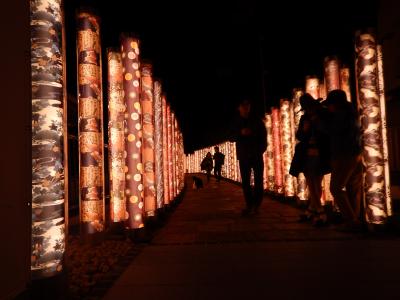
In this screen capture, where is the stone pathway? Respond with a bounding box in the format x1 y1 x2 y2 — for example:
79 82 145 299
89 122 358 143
104 174 400 300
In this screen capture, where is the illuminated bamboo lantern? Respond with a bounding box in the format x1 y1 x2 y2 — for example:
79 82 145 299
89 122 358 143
171 113 177 198
140 63 156 217
319 80 327 100
154 81 164 209
292 88 308 201
265 114 275 192
271 108 283 194
377 45 392 216
305 76 320 99
167 105 174 201
324 56 341 92
340 67 352 102
288 101 297 195
161 94 170 205
355 29 389 224
280 100 295 197
107 49 126 222
121 35 144 229
77 10 105 234
31 0 67 279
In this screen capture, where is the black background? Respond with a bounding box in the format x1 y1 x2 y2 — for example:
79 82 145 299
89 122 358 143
64 0 379 153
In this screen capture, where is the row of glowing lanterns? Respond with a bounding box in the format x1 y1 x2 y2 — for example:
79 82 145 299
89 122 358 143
31 2 184 279
186 40 392 227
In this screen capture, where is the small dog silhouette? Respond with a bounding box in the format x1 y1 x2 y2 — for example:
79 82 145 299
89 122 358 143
192 176 204 189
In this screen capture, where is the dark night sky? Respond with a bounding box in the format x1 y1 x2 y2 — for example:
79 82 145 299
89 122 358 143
65 0 378 153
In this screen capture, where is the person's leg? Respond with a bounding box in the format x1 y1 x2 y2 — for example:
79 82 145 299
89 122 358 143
253 156 264 211
330 158 358 224
239 159 252 211
304 172 323 214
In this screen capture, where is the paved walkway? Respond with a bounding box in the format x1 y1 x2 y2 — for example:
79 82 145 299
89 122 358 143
104 174 400 299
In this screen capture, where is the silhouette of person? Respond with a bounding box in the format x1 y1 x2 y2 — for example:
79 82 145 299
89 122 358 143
231 99 267 216
201 152 213 183
322 89 363 232
213 146 225 182
290 93 330 226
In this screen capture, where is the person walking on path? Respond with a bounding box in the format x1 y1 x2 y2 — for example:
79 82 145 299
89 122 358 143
231 99 267 216
213 146 225 182
201 152 213 183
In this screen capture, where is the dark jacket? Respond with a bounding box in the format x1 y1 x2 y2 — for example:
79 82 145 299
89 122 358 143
323 103 362 160
289 113 331 177
231 115 267 161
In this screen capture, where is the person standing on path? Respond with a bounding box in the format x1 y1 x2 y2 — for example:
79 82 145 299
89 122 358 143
231 99 267 216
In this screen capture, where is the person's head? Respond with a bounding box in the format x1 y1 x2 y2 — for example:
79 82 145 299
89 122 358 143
206 152 212 158
324 89 348 112
299 93 318 112
238 99 252 118
214 146 219 152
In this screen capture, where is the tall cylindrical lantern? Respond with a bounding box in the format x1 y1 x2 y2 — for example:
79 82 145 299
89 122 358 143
77 10 105 234
280 100 295 197
355 30 388 224
377 45 392 216
340 67 352 102
121 35 144 229
305 76 320 99
271 108 283 194
319 80 327 100
162 95 170 205
292 89 307 201
171 113 177 198
107 49 126 223
167 105 174 201
265 114 275 192
154 81 164 209
31 0 66 279
140 63 156 217
324 56 341 92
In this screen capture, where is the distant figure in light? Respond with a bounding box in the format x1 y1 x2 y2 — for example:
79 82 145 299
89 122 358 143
213 146 225 182
200 152 213 183
231 99 267 216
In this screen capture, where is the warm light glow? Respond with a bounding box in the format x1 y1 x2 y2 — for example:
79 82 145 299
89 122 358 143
271 108 283 194
280 100 295 197
292 89 307 201
162 95 170 205
107 50 126 222
340 67 352 102
355 30 388 224
167 105 174 201
31 0 66 279
377 45 392 216
140 63 156 216
154 81 164 209
324 56 341 92
265 114 275 192
77 10 105 234
121 35 143 229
